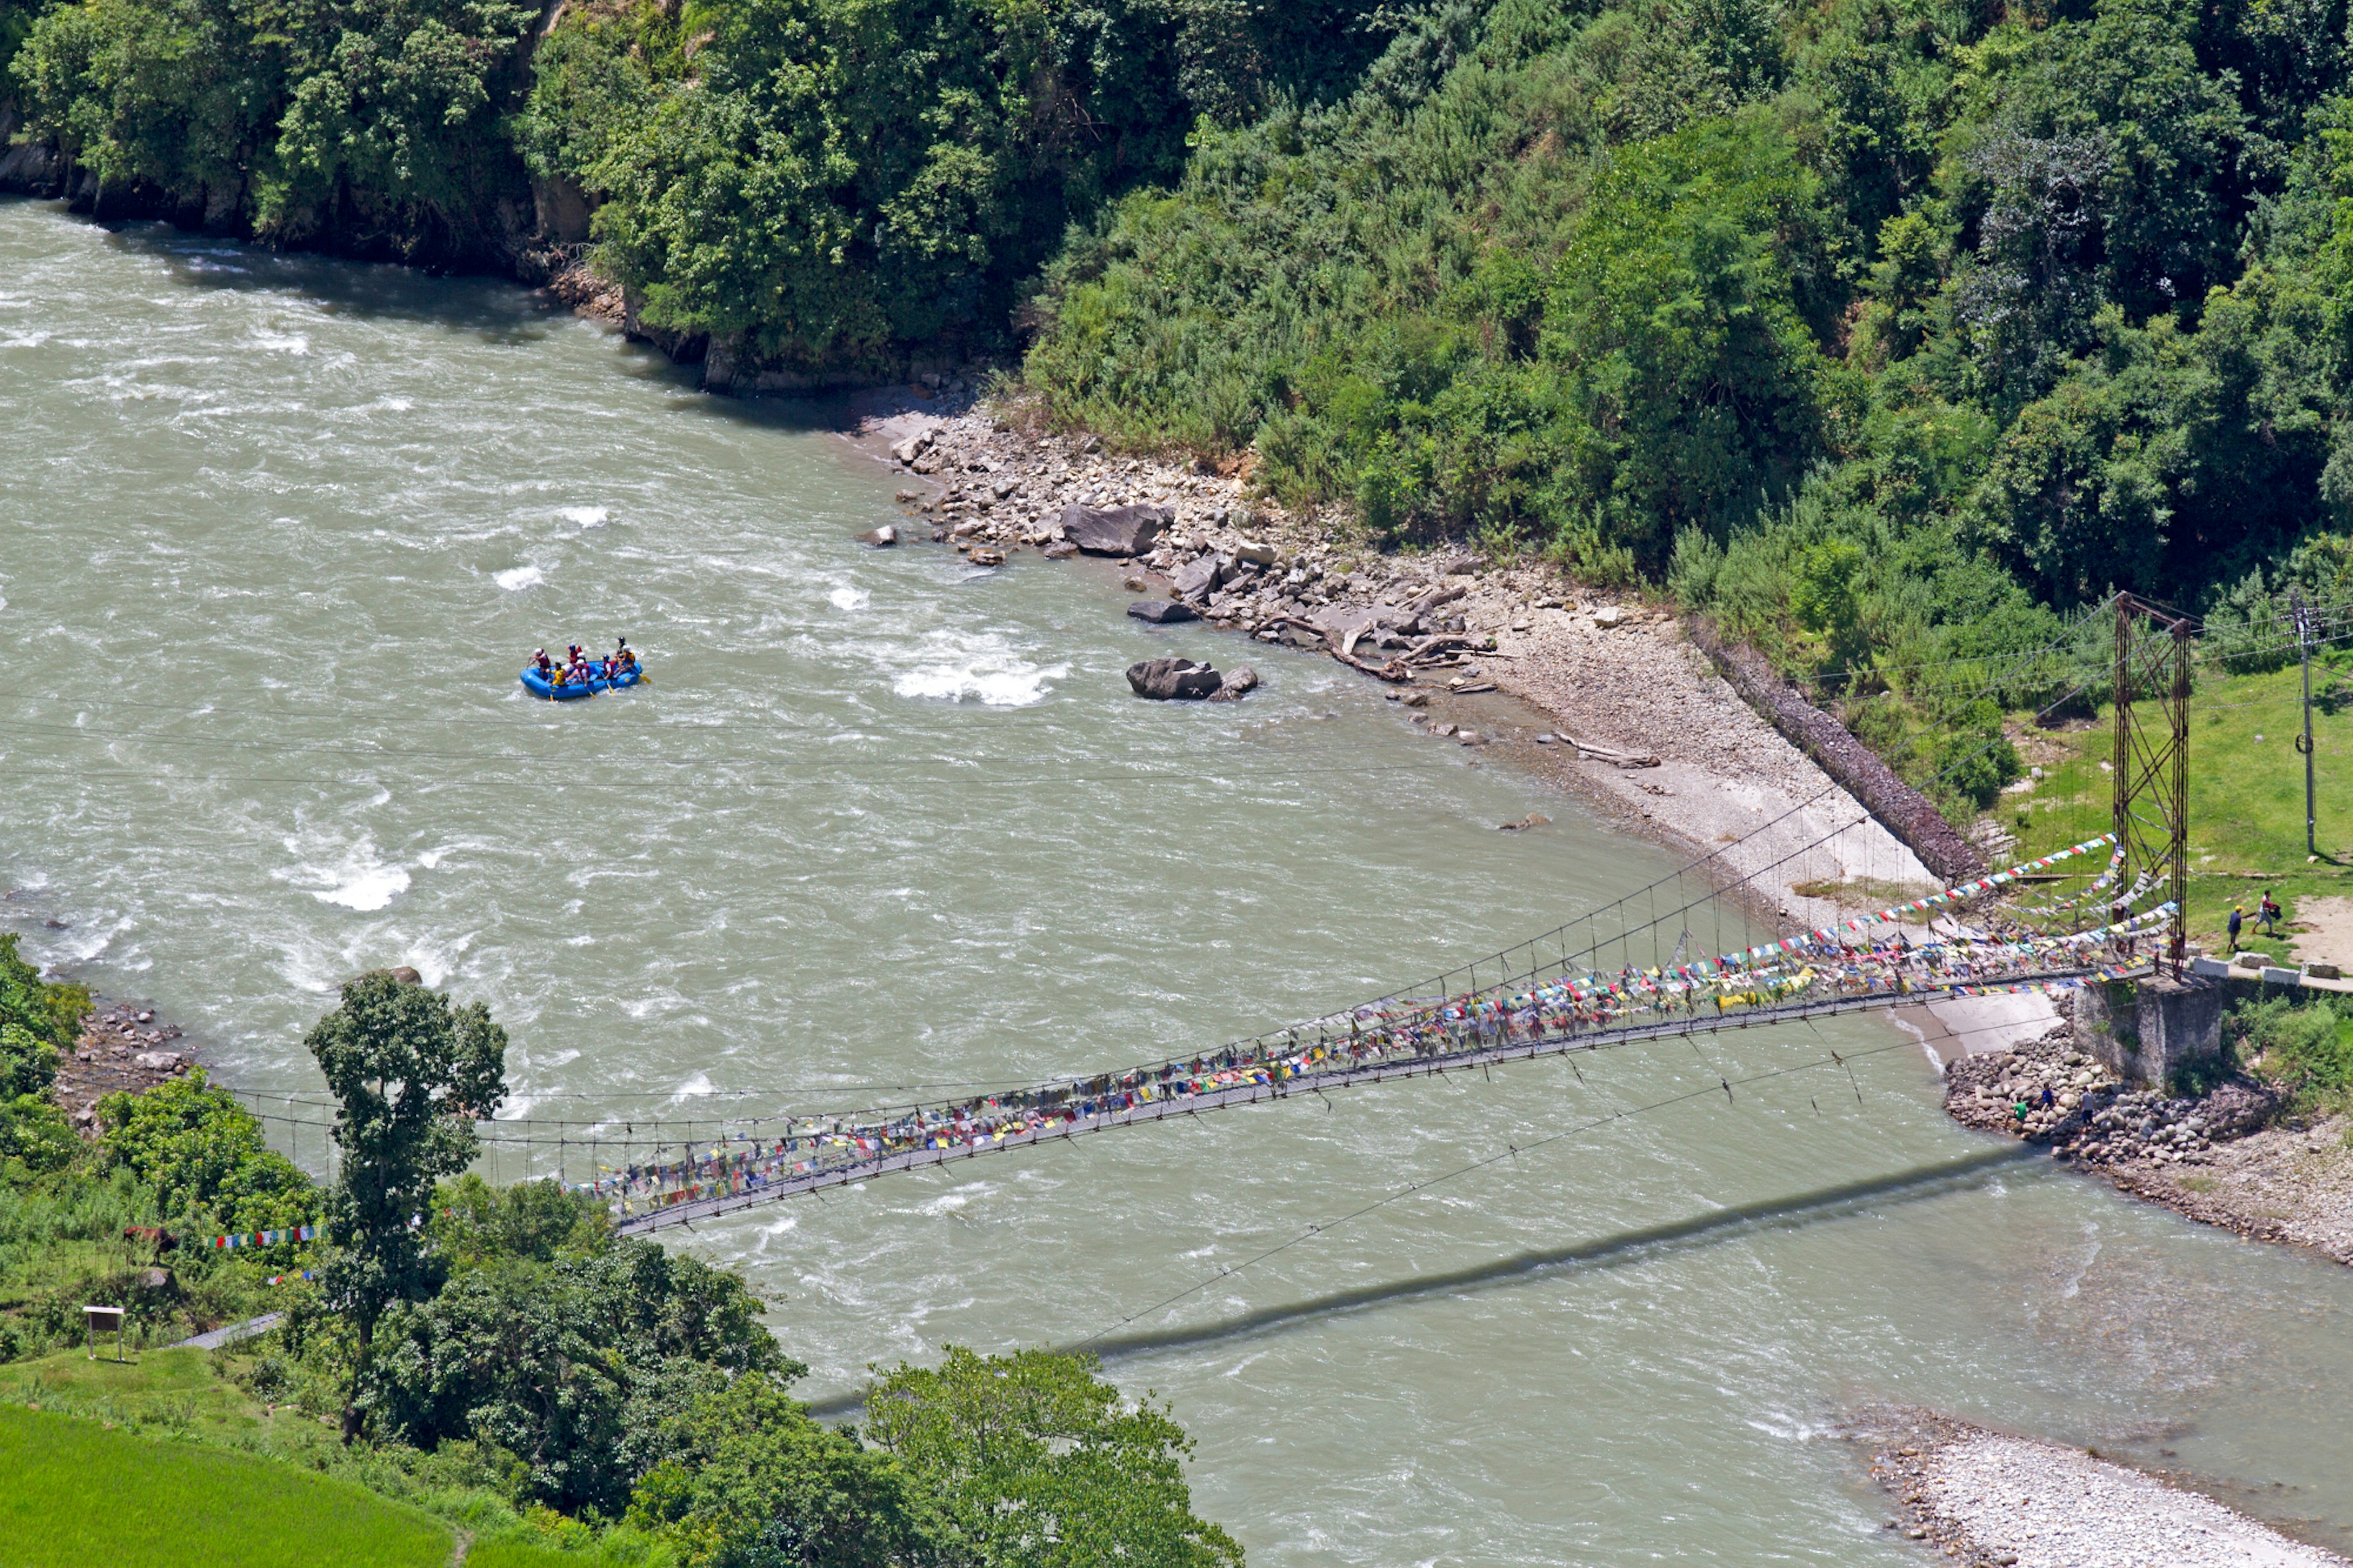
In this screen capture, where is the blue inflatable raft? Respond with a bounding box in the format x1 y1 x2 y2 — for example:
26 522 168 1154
521 664 643 700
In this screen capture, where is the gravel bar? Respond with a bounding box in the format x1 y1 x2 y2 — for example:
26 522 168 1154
1866 1410 2348 1567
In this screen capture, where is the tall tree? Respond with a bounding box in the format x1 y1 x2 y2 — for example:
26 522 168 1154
306 968 506 1442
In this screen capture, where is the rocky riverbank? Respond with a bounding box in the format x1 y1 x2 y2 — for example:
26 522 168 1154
851 400 1946 932
55 998 199 1131
1943 1026 2353 1262
1857 1407 2350 1567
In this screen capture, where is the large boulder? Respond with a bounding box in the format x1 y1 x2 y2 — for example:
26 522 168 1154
1126 657 1223 700
1060 503 1171 557
1169 554 1221 603
1127 599 1199 624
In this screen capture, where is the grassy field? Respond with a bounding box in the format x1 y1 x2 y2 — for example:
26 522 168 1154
0 1400 453 1568
0 1347 305 1438
0 1352 662 1567
2002 659 2353 955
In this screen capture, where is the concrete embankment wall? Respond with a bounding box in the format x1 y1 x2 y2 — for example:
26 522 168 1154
1685 618 1987 885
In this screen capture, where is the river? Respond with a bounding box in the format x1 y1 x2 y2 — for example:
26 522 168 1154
8 199 2353 1564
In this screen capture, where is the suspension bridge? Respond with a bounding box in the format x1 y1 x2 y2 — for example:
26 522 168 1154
577 596 2203 1236
606 958 2146 1236
195 594 2241 1244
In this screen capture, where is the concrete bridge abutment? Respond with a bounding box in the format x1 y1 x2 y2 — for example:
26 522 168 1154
2069 974 2225 1088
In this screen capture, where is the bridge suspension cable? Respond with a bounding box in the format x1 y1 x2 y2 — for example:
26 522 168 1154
603 828 2164 1233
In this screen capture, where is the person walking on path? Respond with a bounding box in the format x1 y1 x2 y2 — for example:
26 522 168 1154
2228 904 2245 954
2259 891 2282 937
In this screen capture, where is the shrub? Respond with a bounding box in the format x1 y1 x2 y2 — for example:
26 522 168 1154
97 1071 313 1235
0 1094 80 1176
2227 994 2353 1111
1927 699 2021 809
0 934 86 1098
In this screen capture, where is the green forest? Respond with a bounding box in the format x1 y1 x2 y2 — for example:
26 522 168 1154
9 0 2353 721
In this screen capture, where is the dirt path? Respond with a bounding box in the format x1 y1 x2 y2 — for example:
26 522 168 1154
2289 896 2353 971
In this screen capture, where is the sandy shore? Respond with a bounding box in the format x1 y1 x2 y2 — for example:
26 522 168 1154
847 401 1938 931
1859 1407 2349 1567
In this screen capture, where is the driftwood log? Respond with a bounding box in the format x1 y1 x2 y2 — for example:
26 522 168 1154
1257 613 1422 682
1559 735 1659 768
1338 650 1414 681
1686 616 1984 884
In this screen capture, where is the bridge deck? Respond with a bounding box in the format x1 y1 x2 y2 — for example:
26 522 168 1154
614 971 2107 1235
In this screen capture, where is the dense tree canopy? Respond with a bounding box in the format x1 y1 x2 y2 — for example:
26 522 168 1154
865 1347 1245 1568
626 1373 944 1568
4 0 538 254
1028 0 2353 594
371 1180 787 1515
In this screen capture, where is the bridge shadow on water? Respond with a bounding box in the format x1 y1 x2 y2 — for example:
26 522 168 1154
802 1143 2043 1419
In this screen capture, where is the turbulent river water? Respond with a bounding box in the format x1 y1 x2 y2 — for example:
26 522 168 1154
10 199 2353 1563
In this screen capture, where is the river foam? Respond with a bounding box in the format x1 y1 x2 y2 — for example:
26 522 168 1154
887 629 1067 707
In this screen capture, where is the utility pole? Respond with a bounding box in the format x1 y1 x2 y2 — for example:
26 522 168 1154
2295 591 2317 860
